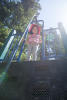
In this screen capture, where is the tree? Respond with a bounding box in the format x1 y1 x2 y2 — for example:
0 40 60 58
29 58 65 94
0 0 41 60
0 0 41 31
0 0 41 38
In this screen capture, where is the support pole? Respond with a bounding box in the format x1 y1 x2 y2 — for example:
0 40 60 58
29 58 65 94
42 21 45 60
58 23 67 56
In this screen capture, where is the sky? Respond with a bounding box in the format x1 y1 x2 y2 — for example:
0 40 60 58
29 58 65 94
38 0 67 31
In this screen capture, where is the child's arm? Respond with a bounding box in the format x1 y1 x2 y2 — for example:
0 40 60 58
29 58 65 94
25 35 29 44
39 35 42 44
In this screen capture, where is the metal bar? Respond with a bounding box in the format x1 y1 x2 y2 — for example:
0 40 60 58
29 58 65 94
0 14 39 85
53 34 56 56
4 35 17 61
0 30 16 60
7 36 20 61
0 30 14 56
17 30 29 61
58 23 67 56
48 32 50 56
17 40 25 61
41 21 45 60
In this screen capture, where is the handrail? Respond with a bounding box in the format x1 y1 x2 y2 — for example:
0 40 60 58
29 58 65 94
0 30 16 61
0 14 37 85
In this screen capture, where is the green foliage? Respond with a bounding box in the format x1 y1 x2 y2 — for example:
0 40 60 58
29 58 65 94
0 21 10 47
0 0 10 22
0 0 41 31
21 53 27 61
21 0 41 12
0 0 41 34
0 71 8 84
0 0 41 61
15 49 27 61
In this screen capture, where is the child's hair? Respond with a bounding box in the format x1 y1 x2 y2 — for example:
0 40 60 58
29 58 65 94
29 24 41 34
30 25 38 34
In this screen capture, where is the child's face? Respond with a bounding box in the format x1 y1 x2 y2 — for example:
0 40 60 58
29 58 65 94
32 26 38 34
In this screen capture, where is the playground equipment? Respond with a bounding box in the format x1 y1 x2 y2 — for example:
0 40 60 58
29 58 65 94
44 27 66 60
0 30 16 61
0 14 67 100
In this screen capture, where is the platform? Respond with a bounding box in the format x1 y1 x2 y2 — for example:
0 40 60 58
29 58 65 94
0 59 67 100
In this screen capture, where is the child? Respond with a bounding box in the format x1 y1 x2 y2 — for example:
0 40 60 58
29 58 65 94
27 24 42 61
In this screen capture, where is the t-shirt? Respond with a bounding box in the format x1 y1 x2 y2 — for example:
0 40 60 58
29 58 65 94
28 34 42 44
